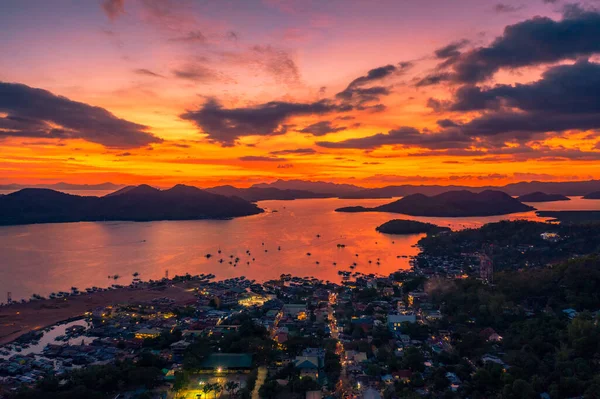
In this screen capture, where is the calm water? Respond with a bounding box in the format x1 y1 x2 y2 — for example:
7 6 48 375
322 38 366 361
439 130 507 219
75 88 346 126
1 197 599 301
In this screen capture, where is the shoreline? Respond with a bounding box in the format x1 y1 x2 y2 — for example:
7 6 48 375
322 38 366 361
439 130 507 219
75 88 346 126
0 281 200 345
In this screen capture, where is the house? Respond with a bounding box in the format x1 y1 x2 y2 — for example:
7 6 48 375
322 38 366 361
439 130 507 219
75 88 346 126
387 314 416 332
480 327 502 342
199 353 253 372
294 356 319 380
392 370 412 382
134 328 162 340
562 308 578 319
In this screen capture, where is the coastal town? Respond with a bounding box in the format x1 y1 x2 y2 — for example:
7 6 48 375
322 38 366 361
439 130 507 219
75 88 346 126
2 219 600 399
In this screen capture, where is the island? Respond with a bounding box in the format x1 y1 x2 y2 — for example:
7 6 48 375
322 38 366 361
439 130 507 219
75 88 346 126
336 190 535 217
536 210 600 224
517 191 570 202
376 219 451 235
583 191 600 199
0 184 263 225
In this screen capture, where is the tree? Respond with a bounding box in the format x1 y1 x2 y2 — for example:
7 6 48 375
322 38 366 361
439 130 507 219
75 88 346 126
202 383 213 398
225 381 239 397
213 383 223 399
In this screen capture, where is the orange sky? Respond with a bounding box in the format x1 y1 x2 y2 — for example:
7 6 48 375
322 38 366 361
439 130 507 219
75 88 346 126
1 0 599 188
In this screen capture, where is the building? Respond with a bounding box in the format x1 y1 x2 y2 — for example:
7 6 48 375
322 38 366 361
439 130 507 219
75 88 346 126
388 314 417 332
199 353 253 372
479 253 493 283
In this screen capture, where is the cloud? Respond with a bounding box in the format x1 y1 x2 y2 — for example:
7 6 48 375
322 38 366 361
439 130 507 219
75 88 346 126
168 30 207 43
172 64 229 83
428 7 600 84
494 3 524 13
270 148 316 155
101 0 125 20
239 155 285 162
298 121 346 136
316 127 471 150
133 68 165 78
181 97 349 145
433 60 600 144
434 39 470 59
336 62 411 104
250 45 301 85
0 82 162 148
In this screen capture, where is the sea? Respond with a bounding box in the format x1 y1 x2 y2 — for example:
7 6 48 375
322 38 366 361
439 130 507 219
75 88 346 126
1 192 599 301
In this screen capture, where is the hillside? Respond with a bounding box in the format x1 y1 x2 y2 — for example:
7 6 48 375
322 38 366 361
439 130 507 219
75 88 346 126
517 192 570 202
0 185 263 225
336 190 535 217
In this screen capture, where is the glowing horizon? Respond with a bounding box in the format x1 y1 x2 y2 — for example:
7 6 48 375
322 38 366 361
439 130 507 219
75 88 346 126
1 0 600 188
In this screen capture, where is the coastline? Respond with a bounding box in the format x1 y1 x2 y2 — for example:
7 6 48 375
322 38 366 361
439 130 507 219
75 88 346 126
0 281 200 345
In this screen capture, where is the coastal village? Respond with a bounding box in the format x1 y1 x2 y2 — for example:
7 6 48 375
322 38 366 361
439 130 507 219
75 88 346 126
2 220 600 399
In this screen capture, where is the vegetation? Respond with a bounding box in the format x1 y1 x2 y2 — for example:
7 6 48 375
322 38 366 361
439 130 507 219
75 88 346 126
376 219 451 235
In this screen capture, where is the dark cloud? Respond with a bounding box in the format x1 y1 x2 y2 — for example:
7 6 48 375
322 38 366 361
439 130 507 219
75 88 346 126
432 7 600 84
181 97 349 145
0 82 162 148
298 121 346 136
270 148 316 155
101 0 125 20
277 163 294 169
434 39 470 59
168 30 207 43
415 72 451 87
133 68 165 78
494 3 524 13
316 127 471 150
239 155 285 162
172 64 228 83
435 60 600 143
436 119 461 128
336 62 411 104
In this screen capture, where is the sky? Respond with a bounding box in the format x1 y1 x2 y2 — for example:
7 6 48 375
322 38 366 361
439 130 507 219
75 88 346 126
1 0 600 188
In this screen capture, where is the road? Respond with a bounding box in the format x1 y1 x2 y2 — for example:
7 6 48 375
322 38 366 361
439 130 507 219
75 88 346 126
251 366 267 399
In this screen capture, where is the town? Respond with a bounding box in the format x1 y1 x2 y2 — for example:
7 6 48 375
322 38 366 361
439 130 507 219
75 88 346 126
2 220 600 399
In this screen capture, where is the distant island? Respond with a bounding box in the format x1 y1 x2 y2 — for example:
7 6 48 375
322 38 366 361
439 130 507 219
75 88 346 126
336 190 535 217
517 192 571 202
376 219 451 235
0 184 263 225
206 185 333 202
537 210 600 224
583 191 600 199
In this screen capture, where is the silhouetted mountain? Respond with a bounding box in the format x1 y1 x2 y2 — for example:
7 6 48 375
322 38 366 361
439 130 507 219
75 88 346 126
583 191 600 199
251 179 362 195
517 192 571 202
104 184 159 197
336 190 535 217
0 185 263 225
0 182 123 191
207 185 332 202
340 180 600 198
376 219 451 235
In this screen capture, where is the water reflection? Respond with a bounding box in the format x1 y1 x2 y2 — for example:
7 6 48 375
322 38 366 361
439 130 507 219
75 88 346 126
0 197 597 301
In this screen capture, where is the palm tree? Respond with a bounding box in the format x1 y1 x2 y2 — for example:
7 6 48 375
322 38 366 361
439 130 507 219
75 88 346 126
225 381 239 398
202 383 213 398
212 383 222 399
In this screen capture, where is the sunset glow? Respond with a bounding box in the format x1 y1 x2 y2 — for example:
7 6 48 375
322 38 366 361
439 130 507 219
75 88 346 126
1 0 600 187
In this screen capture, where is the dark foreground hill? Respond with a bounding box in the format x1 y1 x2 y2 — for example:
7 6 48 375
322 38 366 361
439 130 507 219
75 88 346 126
517 192 571 202
336 190 535 217
0 184 263 225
